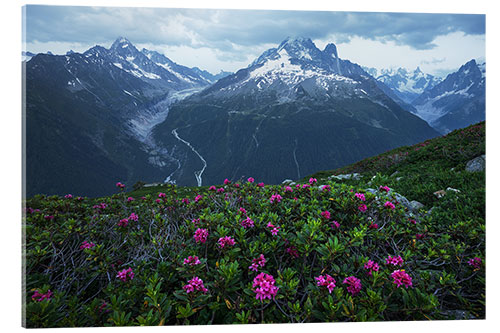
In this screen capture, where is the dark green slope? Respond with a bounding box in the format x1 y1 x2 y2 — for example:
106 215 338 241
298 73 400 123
153 94 439 186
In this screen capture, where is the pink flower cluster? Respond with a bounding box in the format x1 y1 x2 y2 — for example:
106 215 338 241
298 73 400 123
364 260 380 276
158 192 166 198
183 276 208 294
369 223 379 229
309 178 317 185
379 185 391 193
129 212 138 221
116 267 134 282
224 178 231 185
249 254 267 272
241 217 255 229
384 201 396 210
127 197 134 202
267 222 280 236
330 221 340 229
270 194 282 203
284 186 293 193
257 182 265 187
194 228 209 244
32 289 53 302
194 194 203 202
117 218 129 227
286 246 299 258
218 236 236 248
315 274 336 293
343 276 362 296
252 273 279 301
209 185 217 191
354 193 366 201
116 182 125 189
80 241 95 250
358 204 368 213
468 257 482 270
182 198 190 204
322 185 331 192
391 270 413 288
247 177 255 183
217 188 224 193
93 202 108 210
386 255 404 267
321 210 331 220
183 255 201 266
64 194 73 199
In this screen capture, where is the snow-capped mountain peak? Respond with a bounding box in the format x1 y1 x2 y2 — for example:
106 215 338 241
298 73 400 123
111 37 133 50
376 67 442 104
411 59 485 134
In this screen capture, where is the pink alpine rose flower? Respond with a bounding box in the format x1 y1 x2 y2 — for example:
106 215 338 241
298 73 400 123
386 255 404 267
270 194 282 203
379 185 391 193
252 273 279 301
384 201 396 210
321 210 331 220
32 290 53 302
468 257 482 270
354 193 366 201
358 204 367 213
183 255 201 266
391 270 413 288
267 222 280 236
194 228 209 244
249 254 267 272
364 260 380 276
241 217 255 229
117 218 129 227
315 274 336 293
116 267 134 282
80 241 95 250
183 276 208 294
343 276 362 296
330 221 340 229
218 236 236 248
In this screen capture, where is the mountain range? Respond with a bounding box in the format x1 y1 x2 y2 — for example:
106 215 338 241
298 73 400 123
150 37 440 187
23 36 484 196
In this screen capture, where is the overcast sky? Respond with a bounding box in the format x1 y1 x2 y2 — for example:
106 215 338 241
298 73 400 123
23 5 485 77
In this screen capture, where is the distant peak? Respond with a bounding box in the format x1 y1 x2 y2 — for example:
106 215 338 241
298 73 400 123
111 37 133 50
278 36 315 49
323 43 339 58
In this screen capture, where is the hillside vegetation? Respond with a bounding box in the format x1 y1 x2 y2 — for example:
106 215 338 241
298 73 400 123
23 122 485 327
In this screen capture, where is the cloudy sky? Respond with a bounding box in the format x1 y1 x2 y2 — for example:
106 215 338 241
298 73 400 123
23 5 485 78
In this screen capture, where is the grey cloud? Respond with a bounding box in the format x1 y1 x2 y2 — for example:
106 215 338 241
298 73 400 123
25 5 485 52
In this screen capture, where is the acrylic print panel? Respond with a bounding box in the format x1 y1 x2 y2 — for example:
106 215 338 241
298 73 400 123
22 2 485 328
